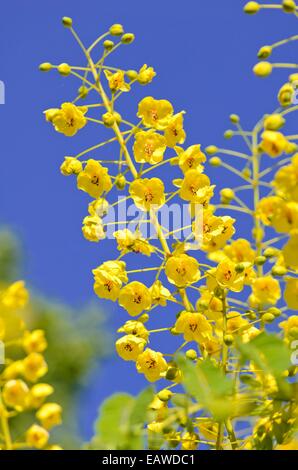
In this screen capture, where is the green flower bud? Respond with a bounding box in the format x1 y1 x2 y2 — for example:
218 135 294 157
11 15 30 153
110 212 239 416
246 310 257 320
262 313 275 324
39 62 52 72
157 390 173 402
185 349 197 360
62 17 73 28
254 255 266 266
109 24 124 36
264 247 279 258
282 0 296 13
209 156 222 167
121 33 135 44
58 63 71 76
103 40 114 50
224 335 234 346
224 129 234 139
205 145 218 155
230 114 240 124
289 326 298 339
271 265 287 277
166 367 178 381
78 86 88 98
244 2 260 14
115 174 127 190
257 46 272 59
253 61 273 77
235 263 246 274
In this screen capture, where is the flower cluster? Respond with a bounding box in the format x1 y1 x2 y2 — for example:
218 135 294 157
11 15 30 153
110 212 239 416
0 281 62 450
41 8 297 450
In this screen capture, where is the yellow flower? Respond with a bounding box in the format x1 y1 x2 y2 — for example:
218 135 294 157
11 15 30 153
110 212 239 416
226 311 249 336
23 330 47 354
133 130 166 164
197 422 218 441
250 276 281 306
274 153 298 202
104 70 130 92
164 113 186 147
117 320 149 341
284 278 298 310
181 432 198 450
283 232 298 268
137 65 156 85
180 170 214 204
36 403 62 430
175 311 212 343
178 145 206 174
82 215 105 242
93 260 128 301
260 131 289 158
26 424 49 449
279 315 298 338
119 281 152 316
1 281 29 309
2 379 29 409
204 216 236 251
165 254 200 287
77 159 112 199
44 103 87 136
136 348 167 382
114 229 154 256
215 260 245 292
115 334 146 361
137 96 173 129
22 353 48 382
28 384 54 409
129 178 165 211
224 239 255 263
60 157 83 176
88 198 109 217
149 280 174 306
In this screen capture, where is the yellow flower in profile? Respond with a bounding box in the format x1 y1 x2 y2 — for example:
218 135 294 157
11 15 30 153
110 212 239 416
114 229 154 256
256 196 298 233
129 177 165 211
77 159 112 199
215 260 245 292
165 253 200 287
250 276 281 306
180 170 214 204
115 334 146 361
82 215 105 242
136 348 167 382
60 157 82 176
88 198 109 217
93 260 127 301
22 353 48 383
28 384 54 409
117 320 149 341
3 379 29 409
283 232 298 269
104 70 130 92
119 281 152 316
133 130 167 164
137 65 156 85
150 280 174 306
137 96 173 130
44 103 87 136
36 403 62 430
178 145 206 174
284 278 298 310
26 424 49 449
279 315 298 338
164 113 186 147
1 281 29 309
260 131 289 158
23 330 48 354
175 311 212 343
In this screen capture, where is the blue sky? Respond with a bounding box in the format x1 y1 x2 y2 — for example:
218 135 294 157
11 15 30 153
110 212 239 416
0 0 297 440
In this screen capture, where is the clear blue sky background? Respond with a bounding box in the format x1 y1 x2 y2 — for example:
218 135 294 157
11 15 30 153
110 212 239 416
0 0 297 440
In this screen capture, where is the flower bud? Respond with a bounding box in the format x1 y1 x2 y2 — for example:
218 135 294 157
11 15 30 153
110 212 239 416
278 83 294 107
138 313 149 323
102 112 115 127
62 17 73 28
254 255 266 266
113 112 122 124
230 114 240 124
257 46 272 59
224 129 234 139
244 2 260 14
267 307 282 318
271 265 287 277
282 0 296 13
126 69 138 80
252 227 264 243
60 157 82 176
262 312 275 324
185 349 197 360
289 73 298 83
78 86 88 98
209 156 222 167
205 145 218 155
115 174 127 190
121 33 135 44
242 168 251 178
264 247 279 258
39 62 52 72
263 113 285 130
223 335 234 346
103 40 114 50
220 188 234 204
246 310 257 320
289 326 298 339
58 63 71 76
235 263 246 274
109 24 124 36
166 367 178 381
157 390 172 402
285 142 298 154
253 61 272 77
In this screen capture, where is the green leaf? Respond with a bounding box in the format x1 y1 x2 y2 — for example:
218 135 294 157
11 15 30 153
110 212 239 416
129 387 154 427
